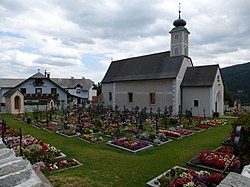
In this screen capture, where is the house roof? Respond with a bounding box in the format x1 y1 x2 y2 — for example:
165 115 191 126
2 73 68 97
0 76 93 91
51 78 93 90
102 51 186 83
181 65 219 87
0 79 24 88
4 88 22 97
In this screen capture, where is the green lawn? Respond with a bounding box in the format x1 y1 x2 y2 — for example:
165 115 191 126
1 114 232 187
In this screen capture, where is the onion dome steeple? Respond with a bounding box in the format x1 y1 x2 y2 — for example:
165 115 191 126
173 8 186 27
169 3 190 57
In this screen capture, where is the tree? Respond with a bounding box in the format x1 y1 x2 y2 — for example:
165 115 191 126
224 85 234 107
92 82 102 96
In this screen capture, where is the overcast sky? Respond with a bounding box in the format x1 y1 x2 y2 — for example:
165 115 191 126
0 0 250 83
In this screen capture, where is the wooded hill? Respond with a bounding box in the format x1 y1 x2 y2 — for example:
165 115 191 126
221 62 250 106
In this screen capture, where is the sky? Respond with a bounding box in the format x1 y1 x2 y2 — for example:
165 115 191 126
0 0 250 83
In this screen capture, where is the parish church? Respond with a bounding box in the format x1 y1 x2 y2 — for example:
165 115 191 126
101 10 224 117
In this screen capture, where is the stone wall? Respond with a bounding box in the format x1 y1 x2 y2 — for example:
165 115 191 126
0 139 52 187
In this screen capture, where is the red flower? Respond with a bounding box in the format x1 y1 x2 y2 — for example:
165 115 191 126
199 151 240 169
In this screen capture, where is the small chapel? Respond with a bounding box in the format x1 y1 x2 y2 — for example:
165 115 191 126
101 10 224 117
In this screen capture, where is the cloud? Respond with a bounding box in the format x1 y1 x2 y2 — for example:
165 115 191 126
0 0 250 83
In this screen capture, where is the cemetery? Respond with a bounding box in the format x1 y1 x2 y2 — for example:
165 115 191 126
0 105 250 186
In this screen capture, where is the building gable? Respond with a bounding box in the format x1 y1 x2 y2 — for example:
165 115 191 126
3 72 69 98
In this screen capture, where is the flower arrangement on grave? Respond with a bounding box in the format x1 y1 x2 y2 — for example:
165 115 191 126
60 125 77 136
175 129 193 135
47 144 62 157
200 119 226 126
45 125 59 132
195 124 211 129
61 129 77 136
83 127 93 134
81 117 91 123
5 135 37 147
102 127 116 137
199 151 240 170
6 127 20 137
80 134 103 143
41 159 79 171
136 132 169 144
183 124 202 132
7 135 62 163
157 133 169 142
215 146 234 154
158 130 181 138
156 167 224 187
127 128 139 134
18 144 55 164
114 138 148 150
137 132 159 144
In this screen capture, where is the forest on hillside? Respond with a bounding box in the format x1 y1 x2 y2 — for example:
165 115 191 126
221 62 250 106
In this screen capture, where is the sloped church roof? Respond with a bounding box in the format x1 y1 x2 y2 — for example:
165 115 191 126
102 51 188 83
181 65 219 87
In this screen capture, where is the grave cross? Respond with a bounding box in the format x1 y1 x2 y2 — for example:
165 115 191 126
156 108 161 132
1 120 6 144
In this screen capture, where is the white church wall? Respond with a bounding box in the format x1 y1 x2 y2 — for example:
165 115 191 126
182 87 212 117
103 79 174 113
174 57 193 115
102 83 113 106
212 68 224 116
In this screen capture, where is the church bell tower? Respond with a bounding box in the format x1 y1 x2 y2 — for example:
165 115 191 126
169 6 190 57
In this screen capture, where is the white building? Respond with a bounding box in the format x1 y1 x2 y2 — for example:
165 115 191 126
101 11 224 117
0 71 96 114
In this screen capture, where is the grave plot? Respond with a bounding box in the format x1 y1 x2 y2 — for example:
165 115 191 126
146 165 224 187
107 138 153 153
214 146 234 154
187 151 241 173
5 135 66 164
56 130 80 138
175 129 195 137
134 132 172 146
39 158 82 173
157 129 182 140
78 133 104 144
42 122 61 132
4 134 82 173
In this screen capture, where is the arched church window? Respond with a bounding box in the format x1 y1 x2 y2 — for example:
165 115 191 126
175 47 179 55
14 96 21 110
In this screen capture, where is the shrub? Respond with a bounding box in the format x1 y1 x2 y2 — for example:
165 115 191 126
27 117 32 124
213 112 219 118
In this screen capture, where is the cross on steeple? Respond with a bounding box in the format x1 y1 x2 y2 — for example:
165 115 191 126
179 3 181 18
